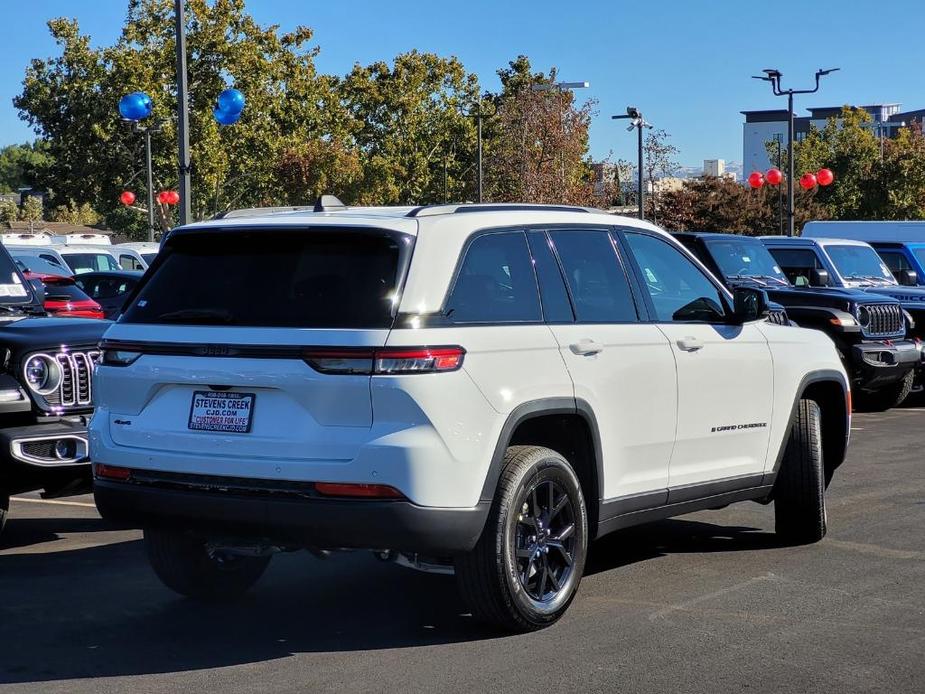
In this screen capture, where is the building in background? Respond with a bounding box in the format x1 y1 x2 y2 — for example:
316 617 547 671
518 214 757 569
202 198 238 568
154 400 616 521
703 159 725 177
742 103 925 174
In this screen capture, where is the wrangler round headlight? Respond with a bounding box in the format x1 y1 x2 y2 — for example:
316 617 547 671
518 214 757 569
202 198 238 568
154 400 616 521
23 354 62 395
857 305 871 328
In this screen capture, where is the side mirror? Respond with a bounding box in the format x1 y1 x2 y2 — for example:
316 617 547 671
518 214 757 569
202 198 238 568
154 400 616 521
898 269 918 286
28 278 45 305
810 268 830 287
731 287 770 324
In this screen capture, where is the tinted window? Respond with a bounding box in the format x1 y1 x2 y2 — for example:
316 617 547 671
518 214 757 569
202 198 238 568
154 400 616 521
141 253 158 265
13 255 72 277
877 250 912 273
76 277 137 300
765 247 824 286
39 254 66 268
65 253 120 274
447 232 540 323
527 231 574 322
122 231 405 328
43 282 91 303
624 231 726 322
119 254 144 271
549 230 637 322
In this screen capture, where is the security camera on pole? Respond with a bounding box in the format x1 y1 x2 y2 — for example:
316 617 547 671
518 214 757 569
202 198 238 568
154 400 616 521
612 106 653 221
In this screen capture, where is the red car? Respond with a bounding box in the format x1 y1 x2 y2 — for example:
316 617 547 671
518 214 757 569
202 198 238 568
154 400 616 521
22 271 105 320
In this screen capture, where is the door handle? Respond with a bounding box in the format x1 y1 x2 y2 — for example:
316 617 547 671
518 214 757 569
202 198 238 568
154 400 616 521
676 336 703 352
569 339 604 356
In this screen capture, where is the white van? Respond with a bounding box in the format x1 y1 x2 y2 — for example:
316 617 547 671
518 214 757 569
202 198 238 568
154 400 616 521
9 244 147 274
0 232 56 247
116 242 159 267
51 232 112 246
802 221 925 243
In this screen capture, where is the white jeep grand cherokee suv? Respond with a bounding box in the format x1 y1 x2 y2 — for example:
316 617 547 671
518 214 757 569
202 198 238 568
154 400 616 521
90 201 850 631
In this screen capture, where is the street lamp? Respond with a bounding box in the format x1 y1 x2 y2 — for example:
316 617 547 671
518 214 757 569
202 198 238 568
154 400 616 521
612 106 653 220
463 98 496 203
119 91 161 242
531 80 590 196
752 67 840 235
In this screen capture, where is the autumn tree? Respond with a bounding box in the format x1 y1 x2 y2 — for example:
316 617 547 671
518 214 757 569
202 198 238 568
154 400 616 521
49 200 100 225
643 129 680 224
483 60 597 205
19 196 44 223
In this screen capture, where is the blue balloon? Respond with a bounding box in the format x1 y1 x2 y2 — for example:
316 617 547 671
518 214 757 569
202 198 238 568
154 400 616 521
217 88 245 115
213 106 241 126
118 91 153 121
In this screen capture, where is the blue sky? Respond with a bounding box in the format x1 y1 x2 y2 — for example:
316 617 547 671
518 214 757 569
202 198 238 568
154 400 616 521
2 1 924 167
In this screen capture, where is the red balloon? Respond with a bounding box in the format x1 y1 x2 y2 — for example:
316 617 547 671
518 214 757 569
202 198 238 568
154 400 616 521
119 191 136 206
747 171 764 189
765 168 783 186
166 190 180 205
817 168 834 186
799 173 817 190
157 191 169 204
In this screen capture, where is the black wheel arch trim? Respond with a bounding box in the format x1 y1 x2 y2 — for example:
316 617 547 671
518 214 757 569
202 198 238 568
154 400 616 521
478 397 604 507
765 368 850 484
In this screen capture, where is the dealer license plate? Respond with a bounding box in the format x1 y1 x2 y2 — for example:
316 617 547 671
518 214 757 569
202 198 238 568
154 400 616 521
188 391 256 433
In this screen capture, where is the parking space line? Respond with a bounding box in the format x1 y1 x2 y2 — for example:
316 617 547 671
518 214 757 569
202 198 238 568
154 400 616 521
11 496 97 508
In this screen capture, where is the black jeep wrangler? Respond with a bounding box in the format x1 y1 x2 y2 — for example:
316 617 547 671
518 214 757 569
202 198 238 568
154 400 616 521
675 232 919 411
0 244 109 535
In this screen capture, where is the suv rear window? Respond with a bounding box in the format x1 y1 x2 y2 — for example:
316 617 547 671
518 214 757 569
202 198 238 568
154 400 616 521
122 230 407 328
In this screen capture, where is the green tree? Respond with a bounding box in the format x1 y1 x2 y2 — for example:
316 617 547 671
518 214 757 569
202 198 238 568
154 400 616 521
0 142 51 192
0 200 18 222
49 200 100 225
15 0 343 232
18 195 44 223
338 50 479 205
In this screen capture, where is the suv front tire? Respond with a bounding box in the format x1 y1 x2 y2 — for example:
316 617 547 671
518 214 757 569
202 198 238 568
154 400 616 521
774 399 827 544
455 445 588 631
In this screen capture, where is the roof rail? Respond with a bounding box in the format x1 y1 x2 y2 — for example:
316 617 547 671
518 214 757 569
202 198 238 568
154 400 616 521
406 203 598 218
213 206 315 220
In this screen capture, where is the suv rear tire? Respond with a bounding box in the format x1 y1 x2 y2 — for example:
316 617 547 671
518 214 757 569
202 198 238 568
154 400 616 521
856 371 914 412
455 445 588 632
774 399 827 544
145 528 271 600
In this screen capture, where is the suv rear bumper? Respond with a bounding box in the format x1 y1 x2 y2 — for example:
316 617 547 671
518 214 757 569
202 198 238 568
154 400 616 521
849 339 920 390
94 477 490 555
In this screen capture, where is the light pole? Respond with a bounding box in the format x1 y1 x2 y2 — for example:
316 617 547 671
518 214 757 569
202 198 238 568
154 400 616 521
612 107 653 220
531 80 589 195
174 0 192 226
134 120 164 241
753 67 839 236
464 98 495 203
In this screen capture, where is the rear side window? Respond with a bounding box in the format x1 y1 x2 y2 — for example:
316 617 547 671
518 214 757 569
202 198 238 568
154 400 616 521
446 232 541 323
766 247 824 285
119 254 144 271
527 231 574 322
549 230 637 322
65 253 120 274
122 231 407 328
44 282 91 303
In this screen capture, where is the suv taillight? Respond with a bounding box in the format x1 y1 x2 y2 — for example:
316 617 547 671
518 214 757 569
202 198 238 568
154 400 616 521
302 346 465 375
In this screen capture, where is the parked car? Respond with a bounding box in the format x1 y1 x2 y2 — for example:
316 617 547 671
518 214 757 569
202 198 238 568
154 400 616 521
92 201 850 631
22 271 105 320
762 236 925 342
7 245 72 276
116 242 159 267
0 243 109 536
74 270 143 320
677 232 919 410
801 221 925 288
12 254 74 279
53 244 142 274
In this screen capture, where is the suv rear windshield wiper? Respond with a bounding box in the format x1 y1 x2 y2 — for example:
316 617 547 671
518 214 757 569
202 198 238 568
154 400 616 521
154 308 236 324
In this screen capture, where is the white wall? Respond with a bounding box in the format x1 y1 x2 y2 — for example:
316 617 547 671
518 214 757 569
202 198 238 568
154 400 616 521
743 121 787 175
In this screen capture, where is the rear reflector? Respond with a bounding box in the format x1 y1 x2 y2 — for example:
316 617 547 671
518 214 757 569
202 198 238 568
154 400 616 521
303 346 464 375
94 463 132 481
314 482 405 499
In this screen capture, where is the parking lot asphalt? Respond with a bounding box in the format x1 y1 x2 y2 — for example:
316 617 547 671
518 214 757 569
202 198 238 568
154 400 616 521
1 406 924 694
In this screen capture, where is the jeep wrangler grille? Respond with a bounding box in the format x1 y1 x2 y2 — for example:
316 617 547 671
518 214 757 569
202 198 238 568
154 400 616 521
766 309 789 326
859 304 904 339
44 350 101 408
